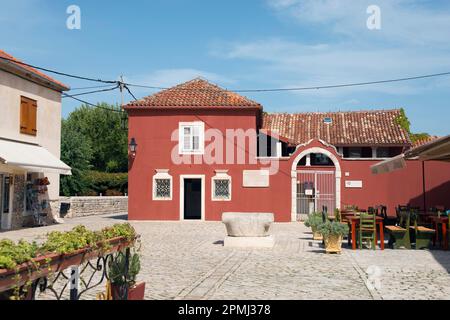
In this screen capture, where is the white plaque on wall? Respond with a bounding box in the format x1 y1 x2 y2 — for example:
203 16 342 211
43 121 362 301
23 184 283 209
345 180 363 188
243 170 270 187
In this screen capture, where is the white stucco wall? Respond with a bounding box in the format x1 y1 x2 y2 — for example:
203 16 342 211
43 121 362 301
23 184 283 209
0 70 63 200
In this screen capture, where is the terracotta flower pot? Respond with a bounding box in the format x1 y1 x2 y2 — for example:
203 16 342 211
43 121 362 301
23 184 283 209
323 234 343 254
111 282 145 300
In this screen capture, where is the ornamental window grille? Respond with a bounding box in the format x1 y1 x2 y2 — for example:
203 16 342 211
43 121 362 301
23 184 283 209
155 178 171 199
213 179 230 200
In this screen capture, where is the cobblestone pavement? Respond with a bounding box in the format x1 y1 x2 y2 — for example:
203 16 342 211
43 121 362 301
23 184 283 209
2 214 450 300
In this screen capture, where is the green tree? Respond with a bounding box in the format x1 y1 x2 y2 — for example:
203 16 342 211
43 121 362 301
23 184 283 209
60 119 93 196
60 103 128 196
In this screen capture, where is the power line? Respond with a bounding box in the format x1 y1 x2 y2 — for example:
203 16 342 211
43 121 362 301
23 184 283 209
3 54 450 93
62 92 124 113
125 71 450 93
62 85 119 98
69 84 117 91
124 84 138 101
0 55 117 84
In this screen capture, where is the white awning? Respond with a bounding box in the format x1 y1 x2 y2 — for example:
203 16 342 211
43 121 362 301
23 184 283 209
371 135 450 175
0 139 72 175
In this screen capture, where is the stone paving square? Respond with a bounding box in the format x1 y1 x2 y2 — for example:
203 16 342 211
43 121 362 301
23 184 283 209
2 213 450 300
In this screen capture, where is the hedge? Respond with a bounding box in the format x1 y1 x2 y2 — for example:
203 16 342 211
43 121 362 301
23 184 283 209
82 171 128 196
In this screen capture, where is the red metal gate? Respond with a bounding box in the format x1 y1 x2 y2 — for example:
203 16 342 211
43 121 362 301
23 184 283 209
297 170 335 215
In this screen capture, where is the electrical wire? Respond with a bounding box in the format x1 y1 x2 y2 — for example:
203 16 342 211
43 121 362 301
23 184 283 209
125 71 450 93
62 85 119 98
69 84 118 91
62 92 124 113
0 55 117 84
2 54 450 93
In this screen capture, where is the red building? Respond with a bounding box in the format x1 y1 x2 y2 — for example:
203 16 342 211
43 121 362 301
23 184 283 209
124 79 450 222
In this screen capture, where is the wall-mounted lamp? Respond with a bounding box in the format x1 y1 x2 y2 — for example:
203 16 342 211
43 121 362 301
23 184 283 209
129 137 138 158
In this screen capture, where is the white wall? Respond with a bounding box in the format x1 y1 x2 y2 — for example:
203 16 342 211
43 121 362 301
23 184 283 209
0 70 63 200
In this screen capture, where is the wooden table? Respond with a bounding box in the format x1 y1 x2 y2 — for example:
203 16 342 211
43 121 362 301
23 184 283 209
429 216 448 250
347 216 385 250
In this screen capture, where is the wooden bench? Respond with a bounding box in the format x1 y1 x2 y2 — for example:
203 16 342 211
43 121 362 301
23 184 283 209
385 211 411 249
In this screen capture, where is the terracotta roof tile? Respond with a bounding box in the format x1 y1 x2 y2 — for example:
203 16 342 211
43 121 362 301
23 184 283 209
412 135 440 148
125 78 262 109
262 110 411 146
0 50 69 91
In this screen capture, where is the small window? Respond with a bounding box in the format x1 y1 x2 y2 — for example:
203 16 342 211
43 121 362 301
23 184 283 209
323 117 332 124
20 96 37 136
153 170 172 200
212 171 231 201
179 122 204 154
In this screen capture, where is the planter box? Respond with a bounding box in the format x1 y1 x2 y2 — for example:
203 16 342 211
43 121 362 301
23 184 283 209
0 237 134 293
324 235 343 254
111 282 145 300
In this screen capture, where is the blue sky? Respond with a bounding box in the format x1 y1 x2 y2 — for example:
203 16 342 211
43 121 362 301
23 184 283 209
1 0 450 135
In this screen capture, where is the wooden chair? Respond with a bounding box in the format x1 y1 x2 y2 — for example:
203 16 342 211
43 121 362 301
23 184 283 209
358 213 377 250
378 205 397 226
386 210 411 249
409 210 435 249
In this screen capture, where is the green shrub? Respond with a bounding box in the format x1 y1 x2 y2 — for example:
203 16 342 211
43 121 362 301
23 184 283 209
82 170 128 196
317 221 349 238
304 212 323 229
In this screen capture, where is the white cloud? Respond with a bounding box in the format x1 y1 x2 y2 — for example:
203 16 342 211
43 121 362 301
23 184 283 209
210 1 450 98
267 0 450 46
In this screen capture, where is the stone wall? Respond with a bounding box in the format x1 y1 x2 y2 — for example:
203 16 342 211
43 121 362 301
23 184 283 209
59 196 128 219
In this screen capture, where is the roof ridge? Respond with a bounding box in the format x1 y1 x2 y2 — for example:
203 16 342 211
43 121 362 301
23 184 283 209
129 78 262 108
264 108 402 115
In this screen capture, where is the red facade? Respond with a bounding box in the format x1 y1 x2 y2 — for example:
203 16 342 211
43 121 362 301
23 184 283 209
126 79 450 222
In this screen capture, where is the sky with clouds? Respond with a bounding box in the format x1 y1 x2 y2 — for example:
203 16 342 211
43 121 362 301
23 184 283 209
1 0 449 135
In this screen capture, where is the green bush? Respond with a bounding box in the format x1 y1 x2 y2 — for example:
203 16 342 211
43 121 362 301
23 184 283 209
304 212 323 229
317 221 349 238
82 170 128 196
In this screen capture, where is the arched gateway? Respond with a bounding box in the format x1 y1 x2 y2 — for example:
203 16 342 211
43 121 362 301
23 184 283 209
290 141 342 221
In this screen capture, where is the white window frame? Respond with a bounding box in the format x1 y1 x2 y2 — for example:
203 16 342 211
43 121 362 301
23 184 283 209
152 170 172 201
211 170 232 201
178 122 205 155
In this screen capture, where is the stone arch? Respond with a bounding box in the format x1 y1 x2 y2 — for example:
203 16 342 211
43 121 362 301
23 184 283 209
290 146 342 221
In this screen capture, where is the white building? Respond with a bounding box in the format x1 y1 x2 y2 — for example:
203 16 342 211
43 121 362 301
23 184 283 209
0 50 71 230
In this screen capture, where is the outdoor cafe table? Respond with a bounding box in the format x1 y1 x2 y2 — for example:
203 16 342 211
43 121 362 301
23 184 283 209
429 216 449 250
347 216 385 250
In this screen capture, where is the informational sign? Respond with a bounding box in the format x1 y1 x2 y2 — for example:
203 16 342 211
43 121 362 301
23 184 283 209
345 180 363 188
305 189 313 196
243 170 270 187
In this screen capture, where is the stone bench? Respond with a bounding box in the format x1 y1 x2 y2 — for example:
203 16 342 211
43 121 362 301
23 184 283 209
222 213 275 248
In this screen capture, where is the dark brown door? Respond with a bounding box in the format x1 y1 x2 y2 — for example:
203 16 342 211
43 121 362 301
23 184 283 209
184 179 201 220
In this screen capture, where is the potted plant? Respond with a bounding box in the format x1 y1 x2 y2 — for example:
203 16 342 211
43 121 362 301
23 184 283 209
317 221 349 254
334 208 341 222
304 213 324 240
108 250 145 300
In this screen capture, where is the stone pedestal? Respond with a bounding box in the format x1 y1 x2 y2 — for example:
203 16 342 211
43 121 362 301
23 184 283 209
222 212 275 248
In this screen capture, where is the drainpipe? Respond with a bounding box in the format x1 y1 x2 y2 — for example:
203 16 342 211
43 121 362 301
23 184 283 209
422 161 426 211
